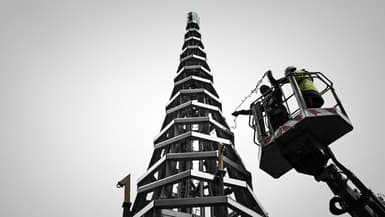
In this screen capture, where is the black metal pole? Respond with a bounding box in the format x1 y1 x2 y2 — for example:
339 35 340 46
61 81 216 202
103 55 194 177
122 202 132 217
216 143 228 216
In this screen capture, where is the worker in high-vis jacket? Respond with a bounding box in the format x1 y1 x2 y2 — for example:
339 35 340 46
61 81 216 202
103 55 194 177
286 66 324 108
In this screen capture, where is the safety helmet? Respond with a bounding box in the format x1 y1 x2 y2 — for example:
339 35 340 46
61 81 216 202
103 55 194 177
260 85 271 96
285 66 297 75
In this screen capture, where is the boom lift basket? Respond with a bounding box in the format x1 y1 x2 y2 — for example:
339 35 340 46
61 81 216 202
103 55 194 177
249 71 353 178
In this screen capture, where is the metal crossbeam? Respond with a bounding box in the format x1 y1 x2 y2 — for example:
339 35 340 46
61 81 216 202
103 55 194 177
155 196 227 208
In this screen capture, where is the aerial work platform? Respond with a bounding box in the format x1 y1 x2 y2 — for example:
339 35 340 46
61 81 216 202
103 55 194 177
249 70 353 178
259 107 353 178
243 68 385 217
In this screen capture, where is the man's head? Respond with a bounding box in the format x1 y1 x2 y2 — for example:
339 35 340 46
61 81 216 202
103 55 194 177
260 85 271 96
285 66 297 76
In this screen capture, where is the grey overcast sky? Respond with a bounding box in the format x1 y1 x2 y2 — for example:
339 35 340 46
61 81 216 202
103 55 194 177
0 0 384 217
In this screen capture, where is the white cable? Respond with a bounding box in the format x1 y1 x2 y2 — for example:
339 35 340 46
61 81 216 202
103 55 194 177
231 71 269 129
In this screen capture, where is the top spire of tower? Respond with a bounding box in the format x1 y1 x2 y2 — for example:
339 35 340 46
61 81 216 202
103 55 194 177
186 11 200 29
187 11 200 25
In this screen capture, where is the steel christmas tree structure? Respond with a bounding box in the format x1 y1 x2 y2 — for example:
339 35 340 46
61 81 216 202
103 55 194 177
125 12 268 217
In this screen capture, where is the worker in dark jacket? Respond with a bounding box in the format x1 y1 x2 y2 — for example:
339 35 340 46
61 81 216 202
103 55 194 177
232 71 289 131
263 71 290 130
285 66 324 108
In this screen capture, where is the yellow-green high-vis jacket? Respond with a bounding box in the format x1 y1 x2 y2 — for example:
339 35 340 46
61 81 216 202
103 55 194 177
295 69 318 92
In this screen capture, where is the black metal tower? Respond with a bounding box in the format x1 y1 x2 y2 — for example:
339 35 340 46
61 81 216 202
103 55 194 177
128 12 267 217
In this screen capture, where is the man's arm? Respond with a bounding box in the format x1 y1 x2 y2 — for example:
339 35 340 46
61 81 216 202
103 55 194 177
267 70 277 86
277 77 289 84
232 109 252 117
268 70 289 86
